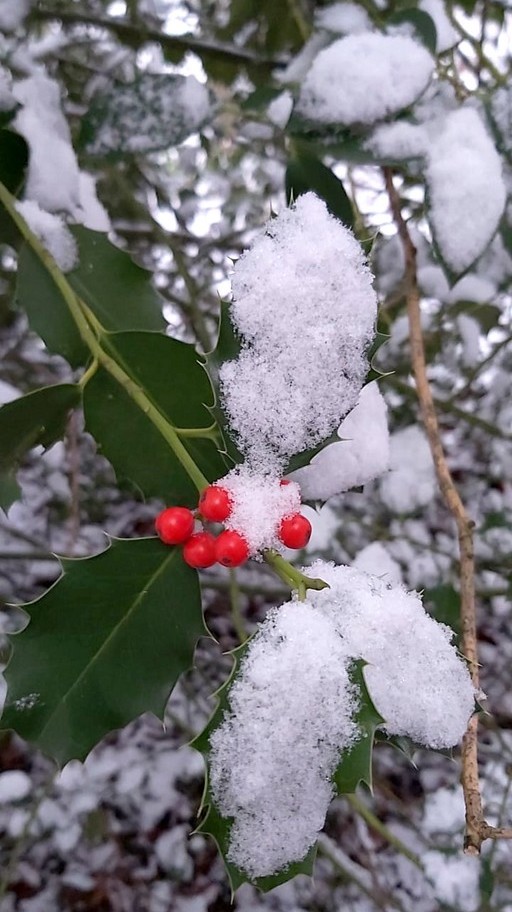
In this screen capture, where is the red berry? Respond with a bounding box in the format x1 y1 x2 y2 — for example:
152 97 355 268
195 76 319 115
199 485 232 523
278 513 312 549
215 530 250 568
183 532 217 569
155 507 195 545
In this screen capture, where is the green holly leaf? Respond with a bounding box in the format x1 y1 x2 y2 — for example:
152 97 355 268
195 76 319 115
1 537 205 764
79 74 212 159
0 129 28 246
333 661 384 795
206 301 245 467
83 330 227 505
0 384 81 512
16 227 166 367
386 9 437 55
285 148 354 230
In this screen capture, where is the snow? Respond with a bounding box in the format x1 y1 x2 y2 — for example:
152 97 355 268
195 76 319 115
267 92 293 129
366 121 427 160
426 107 506 274
418 265 450 300
306 562 475 748
289 382 390 501
419 0 459 52
220 193 377 472
298 33 433 126
380 426 436 514
222 468 301 555
315 2 372 35
447 274 495 303
209 562 474 877
352 542 403 585
0 770 32 803
457 314 481 366
76 173 111 232
16 200 78 272
209 601 358 878
0 0 31 31
14 75 82 215
424 852 479 911
0 66 14 111
491 85 512 155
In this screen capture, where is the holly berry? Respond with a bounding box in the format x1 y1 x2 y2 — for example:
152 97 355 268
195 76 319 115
215 530 250 568
278 513 312 549
280 478 291 486
155 506 195 545
183 532 217 569
199 485 233 523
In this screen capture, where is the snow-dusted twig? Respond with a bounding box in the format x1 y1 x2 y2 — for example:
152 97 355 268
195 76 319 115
383 167 512 853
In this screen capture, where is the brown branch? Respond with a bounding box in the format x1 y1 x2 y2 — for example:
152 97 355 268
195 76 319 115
382 167 495 855
31 8 285 70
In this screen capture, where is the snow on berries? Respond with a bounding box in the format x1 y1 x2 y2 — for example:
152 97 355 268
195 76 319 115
155 471 310 568
219 192 377 473
208 562 475 879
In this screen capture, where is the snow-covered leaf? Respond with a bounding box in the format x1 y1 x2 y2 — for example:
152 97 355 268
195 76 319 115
80 74 212 159
387 8 437 54
1 537 204 764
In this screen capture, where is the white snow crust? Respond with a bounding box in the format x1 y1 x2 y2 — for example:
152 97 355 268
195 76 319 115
210 562 474 878
289 382 390 500
366 121 427 160
353 541 402 585
426 108 506 274
222 468 301 554
380 425 436 513
14 75 81 214
0 0 31 31
209 601 358 878
220 193 377 472
315 2 372 35
16 200 78 272
298 33 433 126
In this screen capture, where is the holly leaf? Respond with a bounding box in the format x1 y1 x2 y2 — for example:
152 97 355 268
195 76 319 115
365 330 391 383
79 73 212 159
206 301 245 467
387 9 437 54
285 149 354 230
16 227 166 367
0 384 81 512
333 661 384 795
1 537 205 764
83 330 227 505
0 129 29 246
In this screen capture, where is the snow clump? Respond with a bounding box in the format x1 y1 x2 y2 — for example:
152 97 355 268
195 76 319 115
289 382 389 500
209 601 358 878
298 33 434 126
220 193 377 472
222 468 301 555
209 562 475 878
426 107 506 274
380 425 436 513
16 200 78 272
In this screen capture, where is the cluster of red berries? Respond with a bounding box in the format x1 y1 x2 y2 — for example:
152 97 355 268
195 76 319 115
155 482 312 570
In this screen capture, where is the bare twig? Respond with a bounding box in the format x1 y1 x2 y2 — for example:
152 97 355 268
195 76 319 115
31 8 285 70
382 167 512 852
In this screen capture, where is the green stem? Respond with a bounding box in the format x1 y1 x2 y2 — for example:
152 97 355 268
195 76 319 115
79 358 98 389
0 181 209 494
347 794 423 869
263 550 329 595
